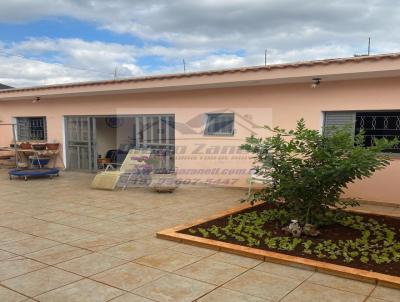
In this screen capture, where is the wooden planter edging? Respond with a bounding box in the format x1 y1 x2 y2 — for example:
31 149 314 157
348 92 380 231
156 203 400 288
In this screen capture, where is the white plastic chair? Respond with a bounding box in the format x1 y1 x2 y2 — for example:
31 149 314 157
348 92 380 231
247 169 273 196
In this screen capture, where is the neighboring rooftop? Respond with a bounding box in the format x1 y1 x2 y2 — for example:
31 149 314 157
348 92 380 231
0 83 13 90
1 52 400 100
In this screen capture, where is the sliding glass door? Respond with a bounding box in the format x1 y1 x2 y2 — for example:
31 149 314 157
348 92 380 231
64 114 175 172
65 116 97 171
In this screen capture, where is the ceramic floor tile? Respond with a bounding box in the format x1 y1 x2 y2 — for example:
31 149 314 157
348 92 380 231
370 285 400 302
0 226 10 233
280 281 366 302
134 249 202 272
56 252 126 277
34 211 74 222
0 213 39 226
35 279 124 302
101 240 165 261
135 236 179 249
0 285 27 302
26 244 91 265
168 243 218 257
254 261 314 281
56 214 101 227
91 262 165 291
110 293 154 302
197 287 268 302
0 230 33 245
2 266 82 297
69 234 127 252
112 213 154 225
2 170 393 301
42 228 96 243
207 252 262 268
308 272 375 295
223 269 301 301
133 274 216 302
109 293 154 302
176 258 247 285
0 237 60 255
20 222 74 237
0 217 42 230
78 221 127 234
0 256 47 281
365 298 388 302
0 249 16 260
77 208 126 220
106 226 155 241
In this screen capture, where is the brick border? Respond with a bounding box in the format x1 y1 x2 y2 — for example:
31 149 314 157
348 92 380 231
157 203 400 288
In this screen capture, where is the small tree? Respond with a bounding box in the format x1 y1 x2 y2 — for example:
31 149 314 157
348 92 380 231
241 119 396 227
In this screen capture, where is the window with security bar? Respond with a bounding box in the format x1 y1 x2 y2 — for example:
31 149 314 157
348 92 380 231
355 111 400 153
16 117 47 141
204 113 235 136
324 111 400 153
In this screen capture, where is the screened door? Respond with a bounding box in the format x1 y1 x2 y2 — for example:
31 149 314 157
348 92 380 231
65 116 96 171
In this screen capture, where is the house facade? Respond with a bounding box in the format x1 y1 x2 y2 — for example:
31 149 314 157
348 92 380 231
1 53 400 205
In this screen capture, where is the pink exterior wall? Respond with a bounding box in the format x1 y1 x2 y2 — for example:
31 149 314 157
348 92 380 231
1 76 400 205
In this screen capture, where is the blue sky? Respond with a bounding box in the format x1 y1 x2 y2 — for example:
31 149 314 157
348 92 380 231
0 1 399 87
0 17 170 70
0 16 183 78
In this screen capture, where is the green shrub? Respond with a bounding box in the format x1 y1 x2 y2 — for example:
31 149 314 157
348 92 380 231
240 119 396 227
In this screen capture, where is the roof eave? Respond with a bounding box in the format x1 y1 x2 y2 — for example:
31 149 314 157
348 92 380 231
1 53 400 101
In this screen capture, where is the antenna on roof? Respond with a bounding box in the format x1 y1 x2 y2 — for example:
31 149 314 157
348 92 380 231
265 49 268 66
368 37 371 55
113 66 118 80
354 37 372 57
182 59 186 73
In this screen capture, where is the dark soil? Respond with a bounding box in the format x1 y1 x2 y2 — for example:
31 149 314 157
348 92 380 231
180 203 400 276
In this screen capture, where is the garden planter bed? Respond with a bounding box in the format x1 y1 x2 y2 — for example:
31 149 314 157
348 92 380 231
157 203 400 287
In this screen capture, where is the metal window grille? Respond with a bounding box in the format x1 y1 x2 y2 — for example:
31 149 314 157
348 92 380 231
324 111 400 153
355 111 400 153
204 113 234 136
16 117 47 141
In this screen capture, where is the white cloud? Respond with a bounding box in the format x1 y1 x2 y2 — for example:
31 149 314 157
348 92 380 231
189 54 246 71
0 38 144 86
0 55 100 87
13 38 141 73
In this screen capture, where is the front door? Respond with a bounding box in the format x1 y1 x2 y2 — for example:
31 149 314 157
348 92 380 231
65 116 97 171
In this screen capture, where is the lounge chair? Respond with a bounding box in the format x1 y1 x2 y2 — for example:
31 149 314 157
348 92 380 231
91 148 151 190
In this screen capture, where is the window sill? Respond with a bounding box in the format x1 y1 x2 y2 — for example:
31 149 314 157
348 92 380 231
18 140 47 143
203 133 235 137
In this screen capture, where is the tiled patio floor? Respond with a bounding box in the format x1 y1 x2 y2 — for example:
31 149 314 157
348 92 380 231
0 170 399 301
